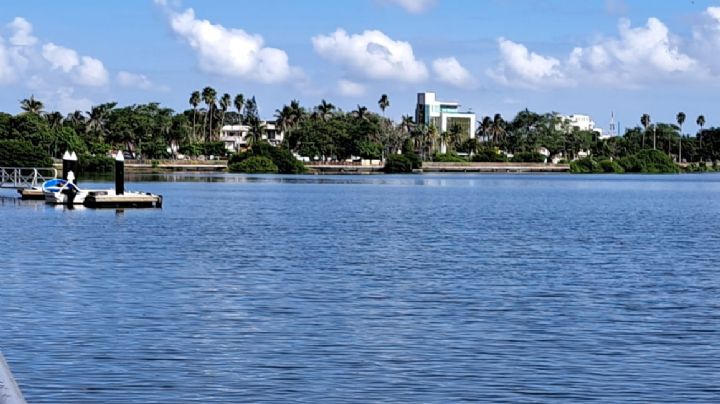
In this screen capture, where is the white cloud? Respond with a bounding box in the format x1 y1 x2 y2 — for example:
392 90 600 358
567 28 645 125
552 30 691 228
337 79 366 96
312 29 428 83
117 71 153 89
54 87 93 113
382 0 436 13
489 38 568 88
163 7 295 83
491 17 698 89
432 57 475 88
42 43 79 72
692 7 720 74
41 42 108 86
569 18 696 75
8 17 37 46
74 56 108 86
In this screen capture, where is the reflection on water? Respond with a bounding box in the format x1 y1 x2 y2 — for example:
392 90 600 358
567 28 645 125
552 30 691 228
1 174 720 403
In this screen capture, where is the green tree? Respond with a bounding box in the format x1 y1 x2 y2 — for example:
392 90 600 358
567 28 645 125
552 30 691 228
20 95 44 115
640 113 651 149
234 94 245 124
219 93 231 131
189 90 200 142
316 99 335 121
202 86 217 141
378 94 389 116
677 112 686 161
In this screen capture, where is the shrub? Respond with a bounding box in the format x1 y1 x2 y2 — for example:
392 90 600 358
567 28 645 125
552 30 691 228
77 154 114 174
599 159 625 173
511 151 546 163
0 140 52 167
228 156 278 173
570 157 601 173
384 154 414 173
433 152 466 162
228 142 305 174
619 150 678 173
471 148 508 162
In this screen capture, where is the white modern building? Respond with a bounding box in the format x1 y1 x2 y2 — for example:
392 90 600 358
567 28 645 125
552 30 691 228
415 92 476 150
559 114 603 136
219 122 284 152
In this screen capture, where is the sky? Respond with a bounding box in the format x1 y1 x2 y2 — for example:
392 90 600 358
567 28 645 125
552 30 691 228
1 0 720 133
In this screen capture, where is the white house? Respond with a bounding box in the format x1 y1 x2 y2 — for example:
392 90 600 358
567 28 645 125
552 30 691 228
559 114 603 136
415 92 476 152
219 121 285 152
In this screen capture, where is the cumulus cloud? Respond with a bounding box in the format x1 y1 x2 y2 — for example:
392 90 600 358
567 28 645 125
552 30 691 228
491 17 699 89
0 43 20 84
337 79 366 96
117 71 154 89
42 43 79 72
41 42 108 86
74 56 109 86
569 18 696 76
8 17 37 46
162 7 295 83
489 38 568 88
432 57 475 88
382 0 436 14
692 6 720 74
313 29 428 83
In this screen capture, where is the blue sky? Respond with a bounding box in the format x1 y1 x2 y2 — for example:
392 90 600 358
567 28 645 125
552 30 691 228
1 0 719 133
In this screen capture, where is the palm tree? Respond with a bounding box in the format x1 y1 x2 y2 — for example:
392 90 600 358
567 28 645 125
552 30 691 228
477 116 493 144
201 86 217 141
20 95 44 115
275 105 294 135
640 113 651 149
234 94 245 124
491 113 506 146
86 102 117 143
46 111 63 130
316 99 335 121
219 93 231 131
697 114 706 156
677 112 686 162
189 91 200 141
352 105 369 121
378 94 389 116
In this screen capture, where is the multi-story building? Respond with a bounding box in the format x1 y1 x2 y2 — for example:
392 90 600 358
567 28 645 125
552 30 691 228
220 122 284 152
415 92 476 143
559 114 602 135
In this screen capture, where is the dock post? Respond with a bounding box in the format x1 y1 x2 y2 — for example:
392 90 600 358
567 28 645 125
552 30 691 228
62 151 71 181
0 352 26 404
68 151 78 186
115 151 124 195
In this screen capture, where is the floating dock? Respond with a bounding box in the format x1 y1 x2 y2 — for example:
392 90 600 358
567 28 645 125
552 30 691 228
84 191 162 208
17 188 44 200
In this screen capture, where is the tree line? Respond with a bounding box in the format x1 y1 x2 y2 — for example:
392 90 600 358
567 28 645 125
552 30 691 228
2 89 720 172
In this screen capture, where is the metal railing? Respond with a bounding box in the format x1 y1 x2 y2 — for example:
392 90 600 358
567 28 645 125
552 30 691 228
0 167 58 189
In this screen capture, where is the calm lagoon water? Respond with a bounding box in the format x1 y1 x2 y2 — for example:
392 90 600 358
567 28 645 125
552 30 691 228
1 173 719 403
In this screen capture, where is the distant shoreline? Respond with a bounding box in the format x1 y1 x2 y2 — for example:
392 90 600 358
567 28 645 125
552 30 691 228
55 160 570 174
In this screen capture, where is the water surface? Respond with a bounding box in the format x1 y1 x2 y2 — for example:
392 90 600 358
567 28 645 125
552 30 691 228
1 174 719 402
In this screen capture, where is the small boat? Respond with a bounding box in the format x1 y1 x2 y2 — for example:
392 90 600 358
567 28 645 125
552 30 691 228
42 178 86 205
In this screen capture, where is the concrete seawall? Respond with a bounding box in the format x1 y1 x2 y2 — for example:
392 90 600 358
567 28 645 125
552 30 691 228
54 160 570 174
